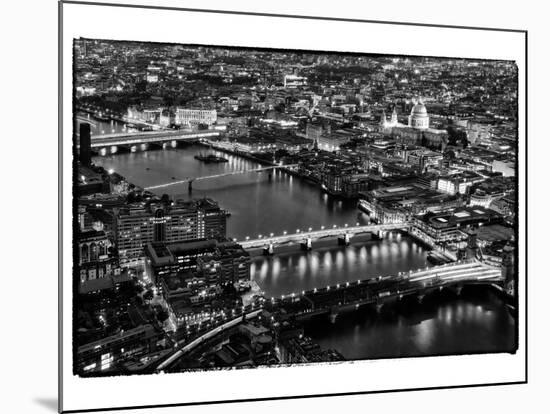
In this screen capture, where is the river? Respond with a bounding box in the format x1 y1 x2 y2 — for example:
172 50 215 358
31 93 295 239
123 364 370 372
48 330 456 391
93 143 517 358
94 144 370 241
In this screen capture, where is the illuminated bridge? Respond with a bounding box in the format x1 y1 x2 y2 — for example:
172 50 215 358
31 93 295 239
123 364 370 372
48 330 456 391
238 222 408 249
76 114 98 127
88 130 222 154
153 260 502 371
268 260 504 321
144 164 299 191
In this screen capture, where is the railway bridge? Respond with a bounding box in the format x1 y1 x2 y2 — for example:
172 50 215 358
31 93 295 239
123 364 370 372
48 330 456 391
267 260 504 321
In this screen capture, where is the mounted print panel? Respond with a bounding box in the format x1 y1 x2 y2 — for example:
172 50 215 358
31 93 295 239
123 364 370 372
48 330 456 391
60 2 526 412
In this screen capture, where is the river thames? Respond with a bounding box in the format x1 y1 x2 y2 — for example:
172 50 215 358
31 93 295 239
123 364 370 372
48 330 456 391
94 144 517 359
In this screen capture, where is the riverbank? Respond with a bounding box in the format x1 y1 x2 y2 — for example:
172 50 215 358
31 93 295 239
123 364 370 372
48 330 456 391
200 140 340 195
199 141 277 167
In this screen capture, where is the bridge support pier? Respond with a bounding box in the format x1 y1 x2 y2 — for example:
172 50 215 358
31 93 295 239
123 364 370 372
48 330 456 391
130 145 137 153
301 237 312 251
110 145 118 155
329 306 339 324
162 142 168 150
99 147 107 156
417 294 425 304
140 143 149 151
338 233 350 246
263 243 274 256
171 140 178 148
452 285 463 296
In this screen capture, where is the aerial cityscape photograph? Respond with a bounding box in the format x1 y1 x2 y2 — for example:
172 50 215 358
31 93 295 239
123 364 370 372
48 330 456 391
73 38 518 377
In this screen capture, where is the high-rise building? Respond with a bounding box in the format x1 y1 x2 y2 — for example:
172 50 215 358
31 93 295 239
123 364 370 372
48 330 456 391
114 199 227 265
200 198 227 240
79 122 92 166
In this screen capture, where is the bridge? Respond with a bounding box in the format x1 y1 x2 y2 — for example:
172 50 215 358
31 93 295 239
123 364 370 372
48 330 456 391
268 260 504 321
238 222 408 249
90 130 221 147
153 260 502 370
76 114 98 127
144 164 299 191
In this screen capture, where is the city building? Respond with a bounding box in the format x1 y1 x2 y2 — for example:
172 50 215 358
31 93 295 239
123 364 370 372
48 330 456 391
77 165 110 196
77 324 164 374
145 239 250 286
197 242 252 285
413 206 504 243
358 184 463 223
145 239 219 283
406 149 443 172
127 106 162 123
380 100 449 150
114 199 227 265
283 74 307 88
408 101 430 129
78 230 115 278
437 171 485 195
175 108 217 127
79 122 92 166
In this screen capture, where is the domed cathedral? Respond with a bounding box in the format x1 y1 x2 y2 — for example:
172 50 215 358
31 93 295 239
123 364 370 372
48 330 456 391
408 99 430 130
378 98 448 151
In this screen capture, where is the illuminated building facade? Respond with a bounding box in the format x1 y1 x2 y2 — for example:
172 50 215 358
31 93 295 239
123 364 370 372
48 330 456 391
114 199 226 265
175 108 217 126
379 100 448 150
77 324 164 374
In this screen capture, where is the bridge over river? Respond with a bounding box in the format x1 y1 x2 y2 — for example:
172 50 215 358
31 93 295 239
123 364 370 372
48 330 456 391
268 260 504 321
144 164 299 191
151 260 502 371
86 130 222 154
239 222 408 249
92 130 220 148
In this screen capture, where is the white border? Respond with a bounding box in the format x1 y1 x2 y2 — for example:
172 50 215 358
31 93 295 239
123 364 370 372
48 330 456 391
61 2 526 412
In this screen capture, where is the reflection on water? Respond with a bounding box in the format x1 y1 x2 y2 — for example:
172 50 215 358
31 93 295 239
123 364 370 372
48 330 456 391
303 288 517 359
251 235 429 298
83 113 127 136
